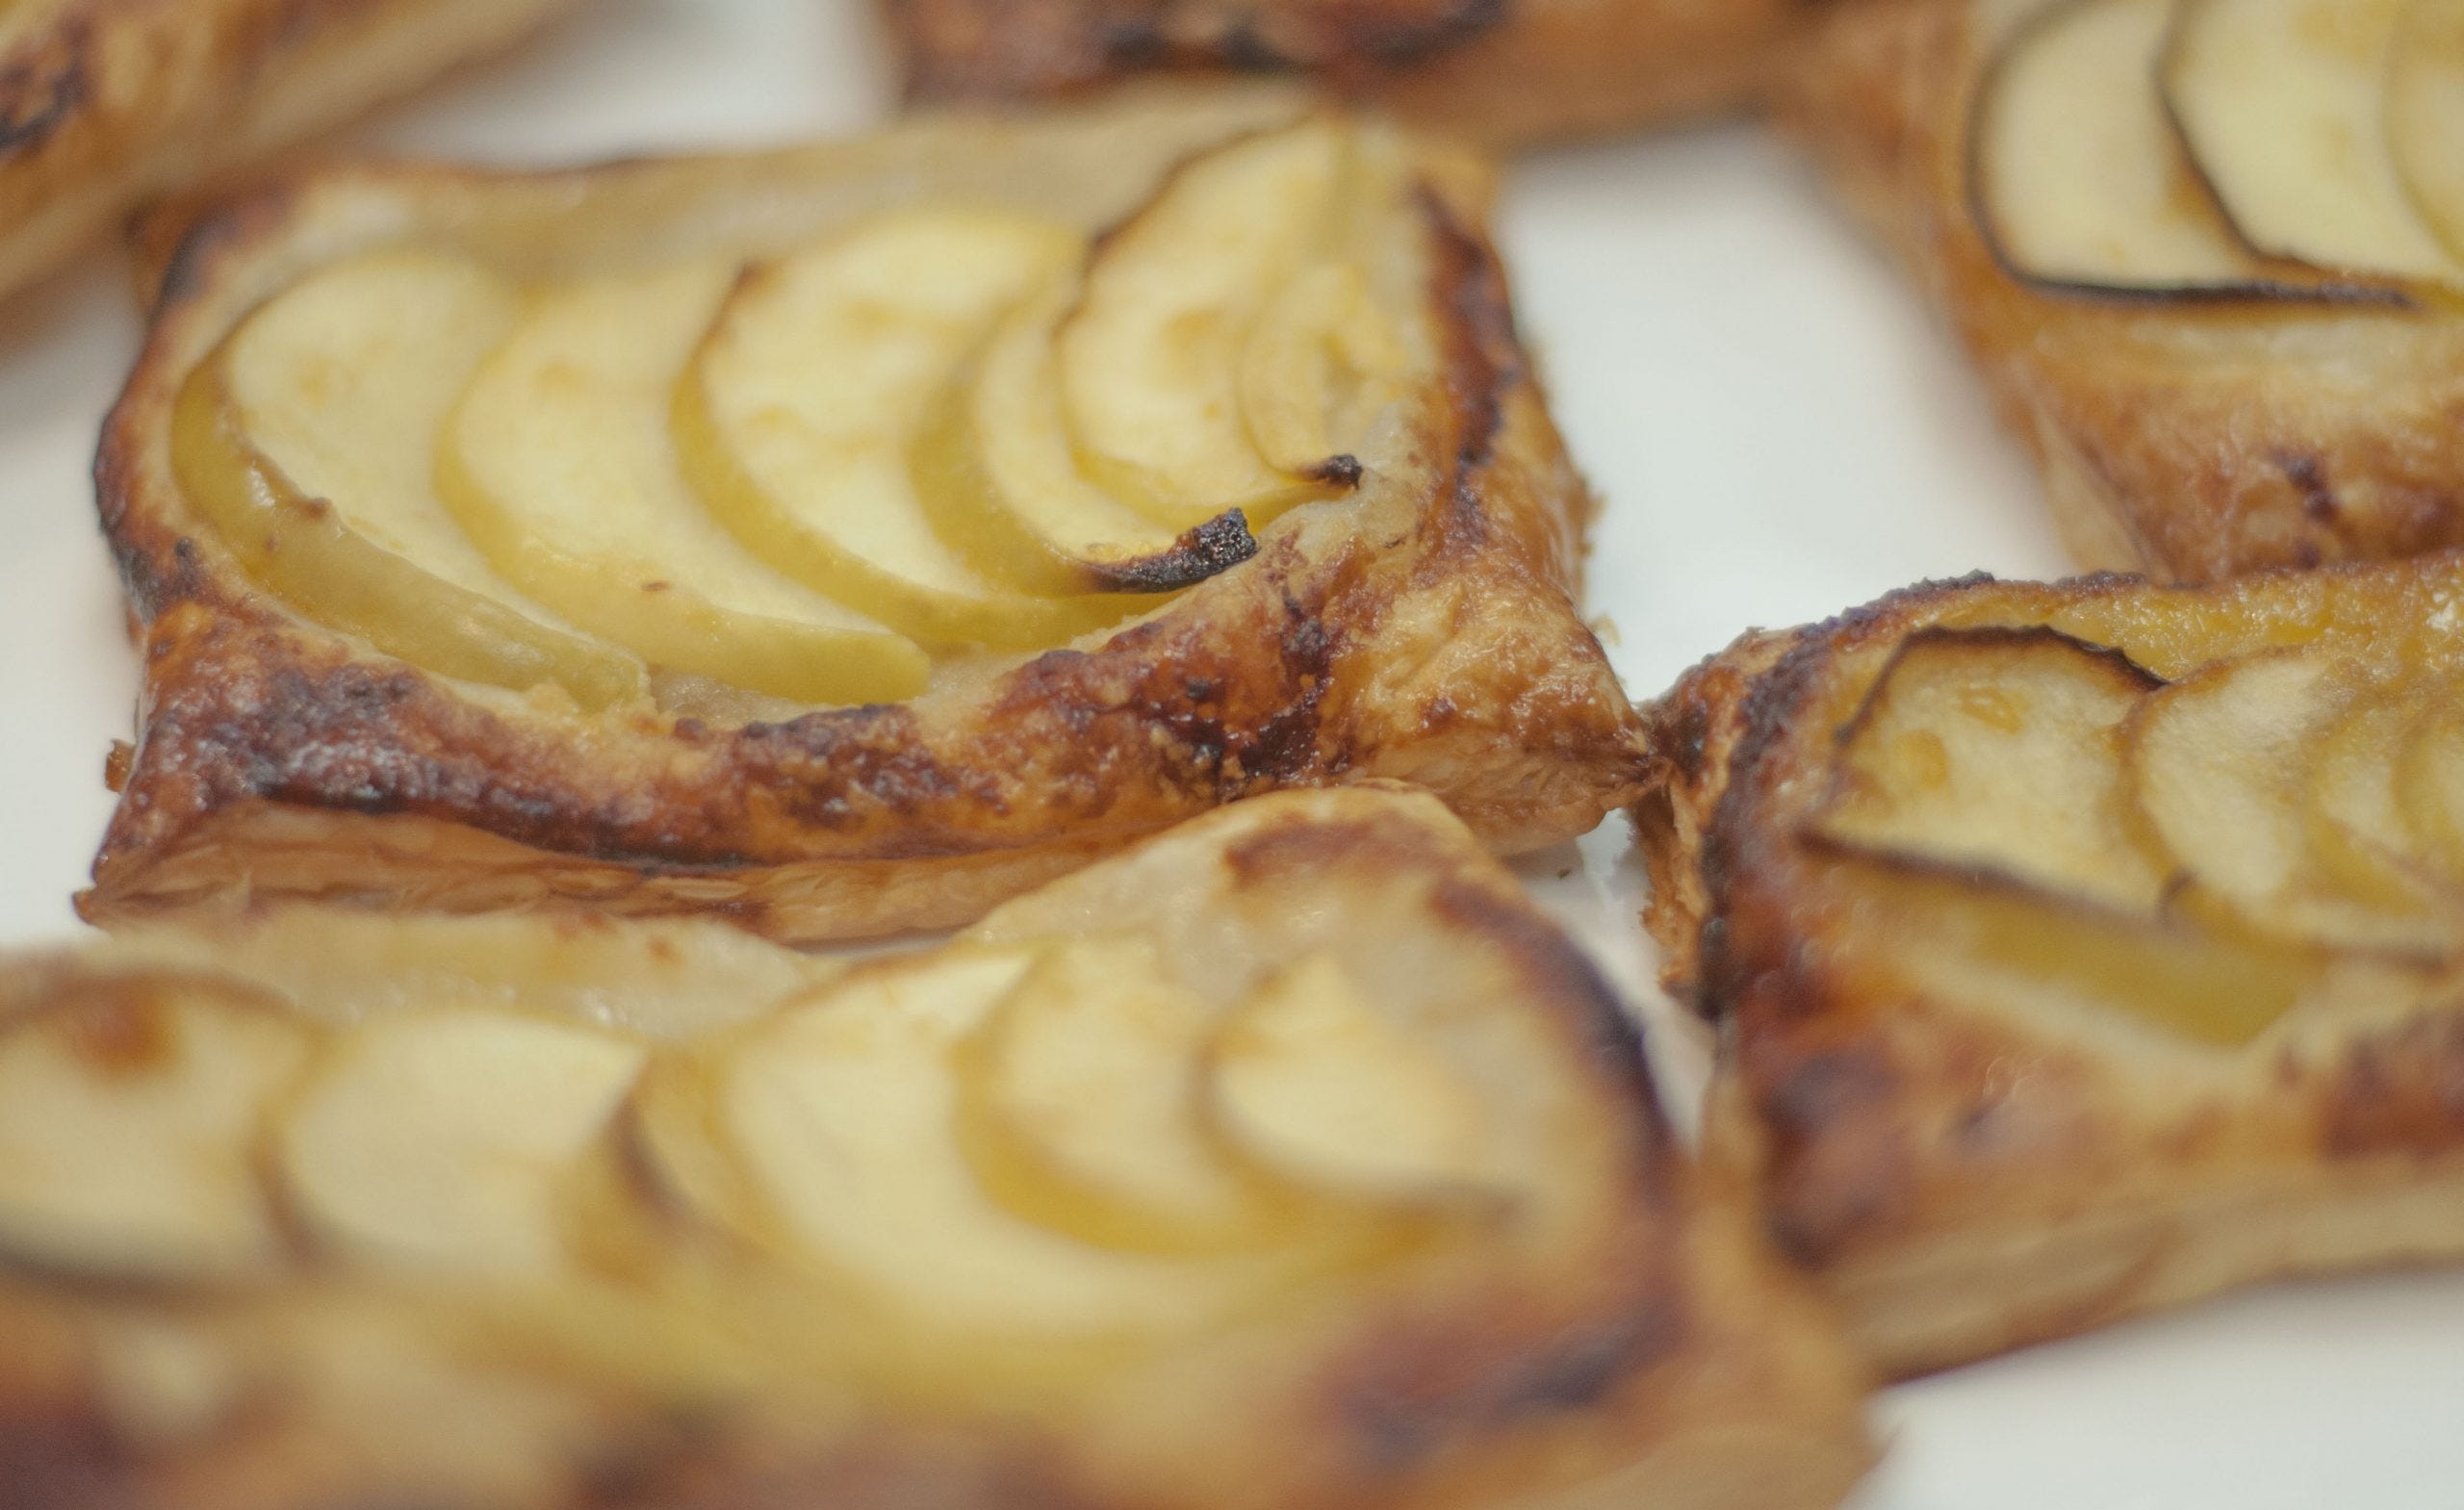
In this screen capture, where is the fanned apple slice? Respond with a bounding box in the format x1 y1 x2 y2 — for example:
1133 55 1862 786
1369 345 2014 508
680 210 1151 649
1203 953 1503 1208
911 275 1259 599
2164 0 2464 287
277 1008 647 1277
1057 120 1363 526
1807 627 2169 913
2396 704 2464 882
173 248 646 710
2390 0 2464 260
1973 0 2305 294
1237 260 1411 473
0 979 312 1282
438 260 930 704
957 937 1282 1254
1848 857 2317 1048
2125 649 2453 953
2306 685 2460 913
704 952 1283 1337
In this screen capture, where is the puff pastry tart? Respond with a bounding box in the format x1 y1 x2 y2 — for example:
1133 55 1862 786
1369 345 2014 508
85 87 1643 941
0 788 1870 1510
1778 0 2464 583
883 0 1816 144
0 0 574 301
1641 553 2464 1377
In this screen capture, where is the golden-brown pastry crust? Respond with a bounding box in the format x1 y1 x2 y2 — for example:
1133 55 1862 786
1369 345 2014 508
0 0 576 303
1638 556 2464 1378
2 788 1874 1510
83 90 1646 943
884 0 1820 144
1776 0 2464 583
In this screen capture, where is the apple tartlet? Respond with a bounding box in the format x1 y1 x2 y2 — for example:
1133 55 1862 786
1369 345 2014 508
883 0 1814 144
1779 0 2464 582
0 0 577 301
1641 553 2464 1377
85 88 1643 941
0 789 1871 1510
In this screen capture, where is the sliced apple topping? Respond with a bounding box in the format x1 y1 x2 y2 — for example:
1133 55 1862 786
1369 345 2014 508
2163 0 2464 287
679 210 1154 648
276 1008 647 1277
686 950 1280 1336
1809 627 2170 912
1974 0 2289 292
2395 704 2464 882
1203 953 1503 1208
1057 119 1376 525
911 274 1259 599
174 249 648 709
0 980 313 1283
2390 0 2464 260
956 937 1280 1254
2125 649 2458 952
438 260 932 704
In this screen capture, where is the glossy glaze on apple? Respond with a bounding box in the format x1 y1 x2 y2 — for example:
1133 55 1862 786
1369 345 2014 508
0 792 1873 1510
169 119 1422 711
1640 553 2464 1376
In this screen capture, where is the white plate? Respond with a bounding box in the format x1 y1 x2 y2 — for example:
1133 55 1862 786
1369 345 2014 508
0 2 2459 1503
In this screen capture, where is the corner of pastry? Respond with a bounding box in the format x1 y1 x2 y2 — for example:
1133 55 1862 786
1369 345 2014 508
0 787 1874 1510
1640 551 2464 1378
83 86 1645 943
1776 0 2464 583
880 0 1821 145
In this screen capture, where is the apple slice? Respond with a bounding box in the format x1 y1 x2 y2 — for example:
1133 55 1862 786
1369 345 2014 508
1203 953 1502 1208
438 260 930 705
1056 120 1365 526
2390 0 2464 260
173 248 647 710
910 274 1260 599
680 210 1165 649
0 979 312 1282
2127 649 2456 953
1808 627 2170 913
2396 703 2464 882
958 936 1281 1253
1971 0 2333 294
2163 0 2464 287
1847 857 2317 1048
2305 685 2461 914
703 950 1279 1337
277 1008 647 1276
1237 260 1411 473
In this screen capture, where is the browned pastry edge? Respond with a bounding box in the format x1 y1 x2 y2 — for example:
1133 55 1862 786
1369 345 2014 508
0 0 576 304
1 789 1875 1510
883 0 1831 145
1637 559 2464 1377
1773 0 2464 583
84 97 1648 943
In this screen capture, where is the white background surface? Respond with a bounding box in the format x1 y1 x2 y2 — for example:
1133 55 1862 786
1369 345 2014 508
0 2 2459 1503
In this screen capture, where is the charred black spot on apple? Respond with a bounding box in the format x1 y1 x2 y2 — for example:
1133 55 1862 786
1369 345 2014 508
1081 507 1261 594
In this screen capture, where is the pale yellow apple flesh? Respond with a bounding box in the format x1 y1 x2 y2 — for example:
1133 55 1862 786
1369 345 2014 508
956 937 1282 1253
1203 953 1502 1207
910 275 1256 598
174 249 648 710
2164 0 2464 286
438 260 930 704
2389 0 2464 260
703 950 1286 1337
1057 120 1357 525
679 210 1144 649
1973 0 2295 291
1238 261 1410 473
1809 628 2170 912
277 1008 647 1276
0 981 313 1282
2303 688 2458 913
2124 649 2455 953
2395 707 2464 881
